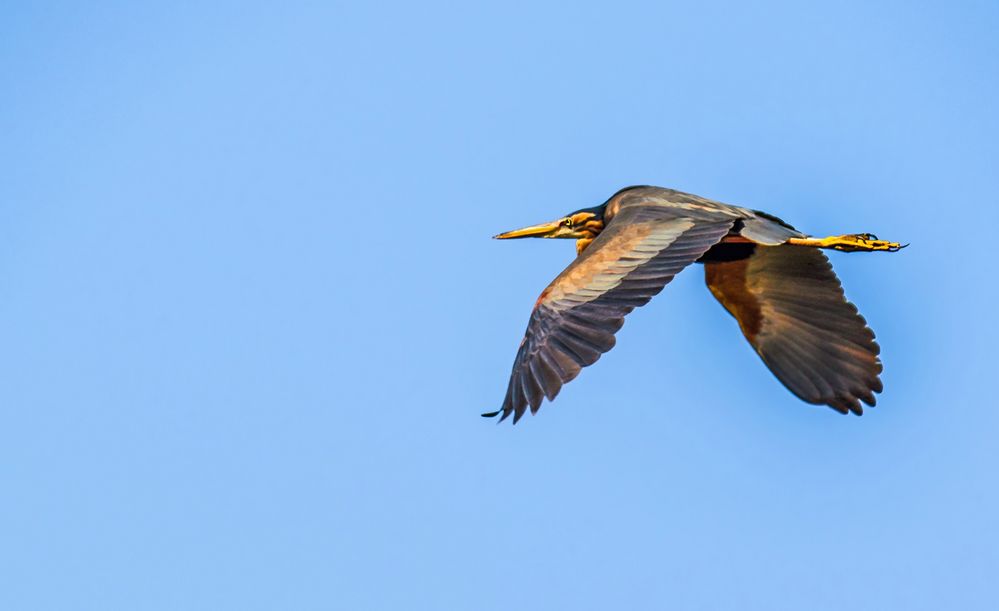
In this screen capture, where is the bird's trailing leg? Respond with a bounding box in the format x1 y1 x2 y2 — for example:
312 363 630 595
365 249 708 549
787 233 907 252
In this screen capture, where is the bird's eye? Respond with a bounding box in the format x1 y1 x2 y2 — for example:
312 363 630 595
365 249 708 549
563 218 574 227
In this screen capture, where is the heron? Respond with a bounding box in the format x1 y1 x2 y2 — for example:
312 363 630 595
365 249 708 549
484 185 905 423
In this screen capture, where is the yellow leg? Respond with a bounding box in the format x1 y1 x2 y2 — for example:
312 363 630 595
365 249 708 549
788 233 907 252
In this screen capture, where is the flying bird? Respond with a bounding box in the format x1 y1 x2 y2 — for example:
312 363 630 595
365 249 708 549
484 185 905 423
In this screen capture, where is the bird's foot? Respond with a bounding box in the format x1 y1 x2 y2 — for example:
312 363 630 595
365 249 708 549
790 233 907 252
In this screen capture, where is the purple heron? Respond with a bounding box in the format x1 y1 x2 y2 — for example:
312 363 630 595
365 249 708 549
485 186 905 423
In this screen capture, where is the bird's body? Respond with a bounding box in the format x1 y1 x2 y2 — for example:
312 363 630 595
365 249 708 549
487 185 905 423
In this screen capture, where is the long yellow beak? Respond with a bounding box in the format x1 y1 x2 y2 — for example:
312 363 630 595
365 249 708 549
493 220 561 239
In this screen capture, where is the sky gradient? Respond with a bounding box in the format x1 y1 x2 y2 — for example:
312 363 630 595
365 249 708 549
2 1 998 609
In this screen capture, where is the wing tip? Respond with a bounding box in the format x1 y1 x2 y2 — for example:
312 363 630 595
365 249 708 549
481 408 522 424
825 385 881 416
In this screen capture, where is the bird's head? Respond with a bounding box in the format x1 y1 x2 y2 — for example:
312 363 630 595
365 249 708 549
494 205 606 254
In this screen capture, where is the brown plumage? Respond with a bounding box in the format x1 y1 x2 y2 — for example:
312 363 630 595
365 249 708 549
486 186 904 423
702 243 882 414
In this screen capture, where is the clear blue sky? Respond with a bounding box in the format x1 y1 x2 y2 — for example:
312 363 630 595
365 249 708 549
2 1 997 609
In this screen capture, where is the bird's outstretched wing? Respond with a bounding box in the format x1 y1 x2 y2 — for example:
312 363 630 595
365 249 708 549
488 207 734 423
704 244 882 414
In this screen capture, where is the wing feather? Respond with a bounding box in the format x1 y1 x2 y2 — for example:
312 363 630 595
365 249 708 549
492 207 734 422
704 244 883 414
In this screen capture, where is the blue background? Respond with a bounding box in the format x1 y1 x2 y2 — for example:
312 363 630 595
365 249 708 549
2 1 997 609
